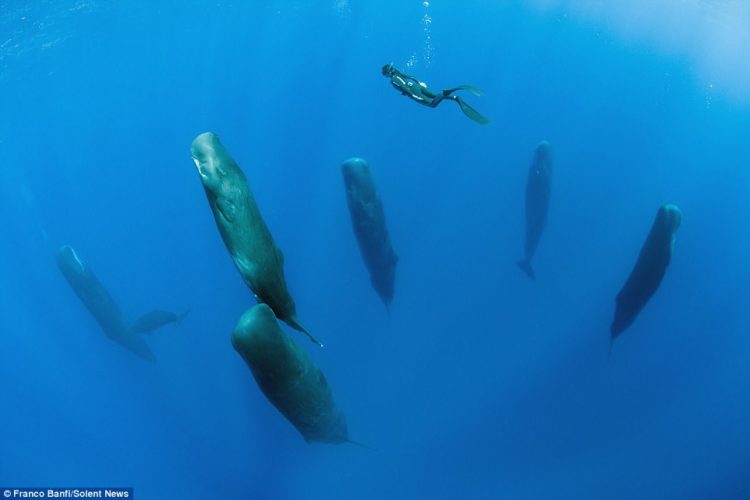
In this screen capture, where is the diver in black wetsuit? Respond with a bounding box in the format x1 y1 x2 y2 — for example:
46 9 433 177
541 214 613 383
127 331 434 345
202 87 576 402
381 63 489 125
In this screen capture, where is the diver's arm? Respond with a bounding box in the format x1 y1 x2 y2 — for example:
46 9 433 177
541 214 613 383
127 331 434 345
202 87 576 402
391 76 420 96
399 74 436 98
390 73 432 105
391 80 428 103
392 68 424 86
390 78 412 96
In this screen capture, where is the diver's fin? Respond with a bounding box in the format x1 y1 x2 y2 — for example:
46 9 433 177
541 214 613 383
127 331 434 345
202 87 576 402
445 85 483 96
286 316 323 347
346 439 378 451
454 85 483 96
455 96 490 125
517 260 535 280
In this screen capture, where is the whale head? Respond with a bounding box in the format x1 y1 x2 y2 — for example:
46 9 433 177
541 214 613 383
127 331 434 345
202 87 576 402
191 132 248 224
341 157 369 185
535 140 552 158
57 245 86 274
341 157 376 195
658 204 682 233
191 132 229 193
56 245 93 289
533 141 553 174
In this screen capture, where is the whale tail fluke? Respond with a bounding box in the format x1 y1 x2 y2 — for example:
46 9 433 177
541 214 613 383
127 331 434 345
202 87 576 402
115 335 157 362
286 316 323 347
381 293 393 312
517 260 535 280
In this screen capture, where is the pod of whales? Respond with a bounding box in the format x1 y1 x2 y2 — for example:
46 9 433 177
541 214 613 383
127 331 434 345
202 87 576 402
610 204 682 340
191 132 319 345
518 141 552 280
56 245 184 361
232 304 349 444
341 157 398 306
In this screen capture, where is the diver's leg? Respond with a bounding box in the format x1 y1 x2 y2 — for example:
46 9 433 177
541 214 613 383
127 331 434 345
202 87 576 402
426 95 444 108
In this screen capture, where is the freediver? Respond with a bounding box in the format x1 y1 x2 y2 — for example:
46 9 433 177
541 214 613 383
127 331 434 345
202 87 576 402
381 63 489 125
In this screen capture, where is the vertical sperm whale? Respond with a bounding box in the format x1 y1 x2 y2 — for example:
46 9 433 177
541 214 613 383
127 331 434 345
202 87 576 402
56 246 183 361
341 157 398 306
191 132 318 345
518 141 552 280
232 304 349 444
610 204 682 341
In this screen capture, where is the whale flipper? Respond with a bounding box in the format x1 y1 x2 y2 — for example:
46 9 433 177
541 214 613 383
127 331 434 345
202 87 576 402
286 315 322 347
176 309 191 324
346 439 377 451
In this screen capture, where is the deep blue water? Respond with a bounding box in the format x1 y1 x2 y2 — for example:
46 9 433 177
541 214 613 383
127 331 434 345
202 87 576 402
2 1 750 499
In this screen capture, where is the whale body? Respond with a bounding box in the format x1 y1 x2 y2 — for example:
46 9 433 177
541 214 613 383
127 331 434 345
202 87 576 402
57 246 156 361
232 304 349 444
191 132 318 345
611 204 682 339
518 141 552 280
342 157 398 306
